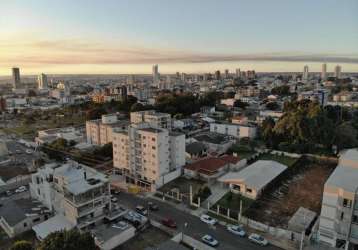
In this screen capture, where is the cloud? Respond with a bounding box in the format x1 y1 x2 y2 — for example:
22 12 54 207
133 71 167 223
0 39 357 67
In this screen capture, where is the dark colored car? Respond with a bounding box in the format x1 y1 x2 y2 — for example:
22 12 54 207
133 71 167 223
161 218 177 228
148 202 159 211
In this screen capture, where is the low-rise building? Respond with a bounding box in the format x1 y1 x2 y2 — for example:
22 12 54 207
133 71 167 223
0 199 50 238
210 122 257 139
35 126 85 145
218 160 287 200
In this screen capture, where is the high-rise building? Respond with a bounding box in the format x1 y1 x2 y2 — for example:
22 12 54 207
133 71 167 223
321 63 327 81
215 70 221 80
318 149 358 249
37 73 48 89
303 65 309 81
334 65 342 79
12 67 21 89
152 64 160 86
235 68 241 78
224 69 229 79
112 111 185 191
181 73 186 82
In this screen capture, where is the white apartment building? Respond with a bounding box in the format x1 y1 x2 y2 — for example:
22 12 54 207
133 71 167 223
30 162 124 235
130 110 172 130
86 114 129 145
318 149 358 249
210 122 257 139
112 112 184 191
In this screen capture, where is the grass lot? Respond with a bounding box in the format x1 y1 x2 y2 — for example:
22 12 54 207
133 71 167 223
253 153 298 167
213 192 254 213
228 144 256 160
115 226 170 250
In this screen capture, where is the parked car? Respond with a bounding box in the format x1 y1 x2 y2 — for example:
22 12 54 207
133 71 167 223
112 221 128 230
26 149 33 154
148 202 159 211
5 190 13 196
201 234 219 247
15 186 27 193
110 188 120 195
200 214 217 225
135 205 148 215
111 196 118 203
227 224 246 237
161 218 177 228
248 233 268 246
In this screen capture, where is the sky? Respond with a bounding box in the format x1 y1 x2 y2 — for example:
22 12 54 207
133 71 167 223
0 0 358 75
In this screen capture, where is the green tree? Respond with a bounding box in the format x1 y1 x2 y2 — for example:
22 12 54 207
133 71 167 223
334 122 358 150
38 229 96 250
10 241 33 250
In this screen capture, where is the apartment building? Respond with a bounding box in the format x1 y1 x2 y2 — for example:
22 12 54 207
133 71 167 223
210 122 257 139
318 149 358 249
113 111 185 191
86 114 129 145
30 162 125 237
130 110 172 130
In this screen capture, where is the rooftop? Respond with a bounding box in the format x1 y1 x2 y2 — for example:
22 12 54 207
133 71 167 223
32 214 74 240
339 148 358 169
325 165 358 192
288 207 317 233
186 141 207 155
0 199 48 227
54 162 108 195
91 221 135 243
219 160 287 190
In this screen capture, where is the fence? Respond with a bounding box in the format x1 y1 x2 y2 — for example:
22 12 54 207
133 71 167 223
207 202 303 245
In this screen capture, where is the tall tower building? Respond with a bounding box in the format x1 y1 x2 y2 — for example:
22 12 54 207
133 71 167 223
215 70 221 80
224 69 229 79
321 64 327 81
303 65 309 81
152 64 160 86
334 65 342 79
12 67 21 89
37 73 48 89
235 68 241 78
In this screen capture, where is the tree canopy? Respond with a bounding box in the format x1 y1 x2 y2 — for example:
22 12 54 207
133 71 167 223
37 230 96 250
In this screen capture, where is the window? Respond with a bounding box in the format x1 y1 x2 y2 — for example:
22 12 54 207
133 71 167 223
340 212 344 220
143 136 146 139
246 188 252 193
152 138 156 142
152 146 156 150
353 215 358 224
343 199 352 208
33 218 41 223
152 171 156 174
23 223 27 228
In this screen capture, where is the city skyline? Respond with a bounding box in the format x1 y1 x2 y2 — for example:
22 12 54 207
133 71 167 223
1 0 358 75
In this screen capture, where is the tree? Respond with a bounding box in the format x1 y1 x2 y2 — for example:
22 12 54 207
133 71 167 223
334 122 358 150
271 85 290 96
265 101 280 111
10 241 33 250
38 229 96 250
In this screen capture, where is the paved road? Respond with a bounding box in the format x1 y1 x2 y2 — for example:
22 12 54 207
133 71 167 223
116 192 281 250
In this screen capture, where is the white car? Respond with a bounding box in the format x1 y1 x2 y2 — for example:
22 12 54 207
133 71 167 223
248 233 268 246
227 224 246 237
200 214 217 225
201 234 219 247
15 186 27 193
26 149 33 154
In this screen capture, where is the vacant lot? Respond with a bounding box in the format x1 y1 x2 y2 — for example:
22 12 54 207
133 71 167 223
244 157 337 227
116 226 170 250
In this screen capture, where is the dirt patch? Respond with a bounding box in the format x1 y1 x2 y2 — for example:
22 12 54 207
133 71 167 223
0 165 29 181
245 157 337 227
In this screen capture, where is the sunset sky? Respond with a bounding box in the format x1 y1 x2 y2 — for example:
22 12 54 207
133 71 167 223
1 0 358 75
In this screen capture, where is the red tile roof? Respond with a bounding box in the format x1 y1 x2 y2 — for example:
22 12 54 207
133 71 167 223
184 155 240 176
